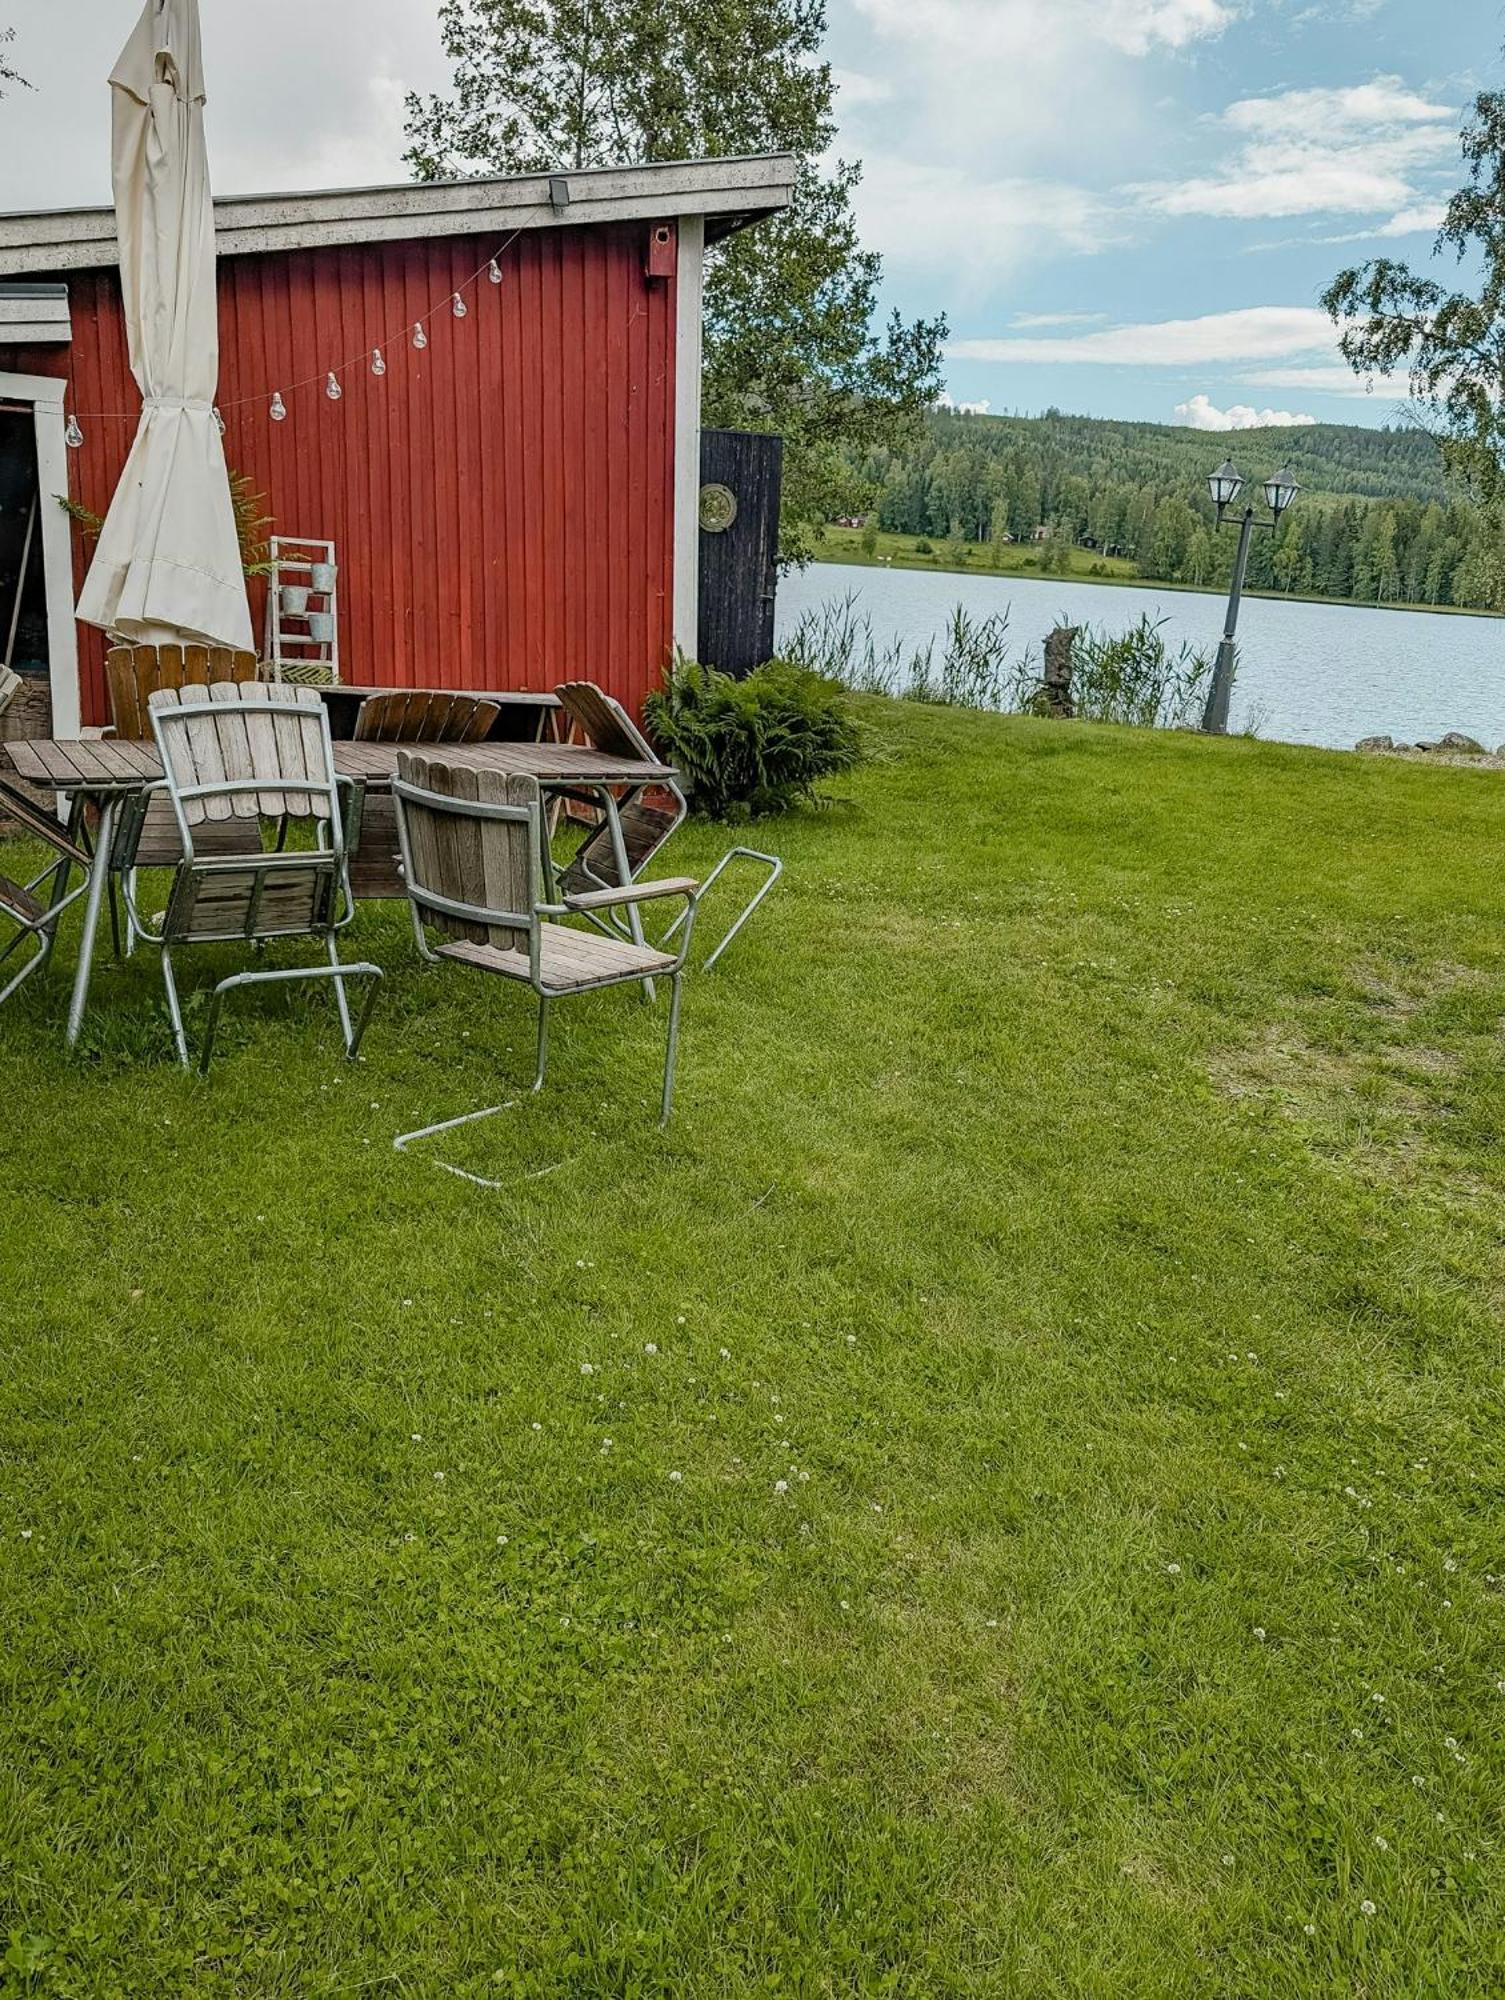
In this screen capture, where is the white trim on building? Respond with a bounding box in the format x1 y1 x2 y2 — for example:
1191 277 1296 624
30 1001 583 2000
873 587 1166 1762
672 215 707 663
0 369 79 735
0 155 797 275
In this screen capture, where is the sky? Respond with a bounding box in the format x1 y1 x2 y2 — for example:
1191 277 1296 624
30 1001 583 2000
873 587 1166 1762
0 0 1498 435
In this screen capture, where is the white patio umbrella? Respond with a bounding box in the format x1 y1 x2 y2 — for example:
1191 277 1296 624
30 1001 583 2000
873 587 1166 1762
76 0 253 652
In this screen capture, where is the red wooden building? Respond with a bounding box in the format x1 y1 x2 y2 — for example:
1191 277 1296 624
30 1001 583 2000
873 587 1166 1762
0 154 794 735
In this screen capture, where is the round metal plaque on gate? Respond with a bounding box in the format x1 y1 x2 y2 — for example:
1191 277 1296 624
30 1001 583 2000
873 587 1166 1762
699 482 739 534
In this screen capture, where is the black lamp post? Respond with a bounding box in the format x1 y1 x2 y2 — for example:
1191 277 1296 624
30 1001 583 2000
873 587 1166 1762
1201 460 1300 734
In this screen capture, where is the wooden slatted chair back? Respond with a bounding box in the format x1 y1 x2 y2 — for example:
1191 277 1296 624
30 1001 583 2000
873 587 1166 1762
149 682 335 829
394 752 539 956
554 681 655 762
561 797 680 895
107 644 259 740
352 690 502 744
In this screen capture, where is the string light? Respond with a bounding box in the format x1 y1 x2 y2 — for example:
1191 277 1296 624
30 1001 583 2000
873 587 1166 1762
67 228 522 439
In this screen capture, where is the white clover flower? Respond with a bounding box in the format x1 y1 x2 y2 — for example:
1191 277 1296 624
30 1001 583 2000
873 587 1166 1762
773 1479 789 1495
1360 1900 1376 1917
1253 1627 1266 1641
1412 1775 1426 1788
1371 1691 1386 1704
1303 1923 1316 1937
1166 1562 1181 1575
1374 1835 1388 1851
720 1348 730 1360
531 1422 543 1433
644 1342 658 1356
669 1471 683 1483
580 1362 595 1376
1220 1853 1234 1868
496 1535 508 1545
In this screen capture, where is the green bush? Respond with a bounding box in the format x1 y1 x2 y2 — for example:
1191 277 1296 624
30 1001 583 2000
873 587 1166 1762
645 656 863 819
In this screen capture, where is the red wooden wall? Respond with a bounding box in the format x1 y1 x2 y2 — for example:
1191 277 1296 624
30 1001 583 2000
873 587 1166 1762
1 222 678 729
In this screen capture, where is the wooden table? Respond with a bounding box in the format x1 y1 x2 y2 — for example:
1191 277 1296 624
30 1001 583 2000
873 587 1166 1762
3 736 678 1046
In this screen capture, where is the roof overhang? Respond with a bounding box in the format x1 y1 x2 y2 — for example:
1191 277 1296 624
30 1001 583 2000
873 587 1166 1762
0 282 70 341
0 154 797 277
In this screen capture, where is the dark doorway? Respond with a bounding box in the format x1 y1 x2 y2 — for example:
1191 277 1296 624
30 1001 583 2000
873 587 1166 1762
697 428 783 678
0 406 48 678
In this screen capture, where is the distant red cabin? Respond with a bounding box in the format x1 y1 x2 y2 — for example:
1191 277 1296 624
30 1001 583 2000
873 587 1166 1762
0 155 794 734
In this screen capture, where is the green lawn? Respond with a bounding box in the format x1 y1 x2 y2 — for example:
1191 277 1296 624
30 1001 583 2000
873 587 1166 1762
2 703 1503 1996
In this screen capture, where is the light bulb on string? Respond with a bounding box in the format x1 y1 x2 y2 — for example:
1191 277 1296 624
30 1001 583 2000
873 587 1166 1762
371 347 387 377
412 321 428 350
65 414 84 449
489 258 503 285
451 291 468 318
270 392 287 422
326 372 343 402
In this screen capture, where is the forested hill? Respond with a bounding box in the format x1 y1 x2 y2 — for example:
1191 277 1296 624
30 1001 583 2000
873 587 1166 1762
850 409 1502 611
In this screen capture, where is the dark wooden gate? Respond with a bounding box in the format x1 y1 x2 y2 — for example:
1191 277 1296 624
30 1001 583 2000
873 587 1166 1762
697 428 783 677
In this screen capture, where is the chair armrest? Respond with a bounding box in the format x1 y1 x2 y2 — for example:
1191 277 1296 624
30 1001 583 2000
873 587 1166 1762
336 775 366 856
558 876 698 914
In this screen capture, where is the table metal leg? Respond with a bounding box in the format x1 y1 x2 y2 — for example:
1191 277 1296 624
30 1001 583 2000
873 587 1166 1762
602 789 655 1002
66 795 117 1050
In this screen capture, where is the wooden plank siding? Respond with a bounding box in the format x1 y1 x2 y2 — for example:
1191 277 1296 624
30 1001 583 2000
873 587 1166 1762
0 223 678 729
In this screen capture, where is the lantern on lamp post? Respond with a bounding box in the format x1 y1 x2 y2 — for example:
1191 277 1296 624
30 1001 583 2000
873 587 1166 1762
1201 461 1300 734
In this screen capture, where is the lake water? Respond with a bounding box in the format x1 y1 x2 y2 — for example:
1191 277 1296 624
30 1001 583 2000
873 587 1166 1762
776 562 1505 752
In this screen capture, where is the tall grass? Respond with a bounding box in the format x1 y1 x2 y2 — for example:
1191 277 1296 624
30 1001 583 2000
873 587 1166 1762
784 594 1017 710
1046 615 1216 731
787 593 1218 731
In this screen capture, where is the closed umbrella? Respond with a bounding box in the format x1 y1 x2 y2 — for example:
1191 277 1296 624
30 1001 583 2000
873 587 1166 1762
76 0 252 651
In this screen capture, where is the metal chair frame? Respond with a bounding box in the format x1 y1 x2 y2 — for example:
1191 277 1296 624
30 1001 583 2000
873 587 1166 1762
390 767 699 1164
553 681 783 968
0 781 93 1009
118 686 382 1073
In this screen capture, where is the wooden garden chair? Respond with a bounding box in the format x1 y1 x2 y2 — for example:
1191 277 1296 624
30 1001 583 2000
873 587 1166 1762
553 680 783 971
351 690 502 743
105 645 264 935
0 777 92 1008
105 643 261 740
118 682 382 1072
390 752 699 1164
347 690 504 899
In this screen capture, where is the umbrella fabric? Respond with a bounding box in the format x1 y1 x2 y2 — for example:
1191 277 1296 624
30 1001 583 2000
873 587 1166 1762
76 0 252 651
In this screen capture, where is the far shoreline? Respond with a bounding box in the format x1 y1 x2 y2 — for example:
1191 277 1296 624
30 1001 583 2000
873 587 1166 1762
808 542 1505 623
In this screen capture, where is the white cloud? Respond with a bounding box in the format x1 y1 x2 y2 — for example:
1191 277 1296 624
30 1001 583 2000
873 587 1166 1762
853 156 1112 278
950 305 1339 368
1241 365 1391 399
1175 393 1317 430
1101 0 1237 56
0 0 451 208
832 67 893 108
1010 311 1110 329
1375 203 1447 237
937 392 994 415
1136 75 1458 222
